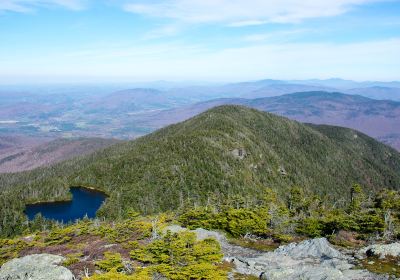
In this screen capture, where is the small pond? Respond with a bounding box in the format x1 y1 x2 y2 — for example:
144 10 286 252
25 187 106 223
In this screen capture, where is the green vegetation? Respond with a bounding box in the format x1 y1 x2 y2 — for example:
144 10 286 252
87 268 151 280
360 256 400 278
2 185 400 278
0 216 227 280
175 185 400 242
130 231 226 279
3 179 400 278
95 252 125 272
0 238 31 266
62 252 83 266
179 207 269 237
1 105 400 238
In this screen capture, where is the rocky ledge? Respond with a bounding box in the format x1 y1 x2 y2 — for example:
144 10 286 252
166 225 391 280
230 238 388 280
0 254 74 280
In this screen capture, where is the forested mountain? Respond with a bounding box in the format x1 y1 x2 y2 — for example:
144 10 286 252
1 105 400 237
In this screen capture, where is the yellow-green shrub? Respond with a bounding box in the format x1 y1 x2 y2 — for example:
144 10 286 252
225 208 268 237
0 238 30 265
62 252 83 266
130 231 226 279
95 252 124 272
88 268 151 280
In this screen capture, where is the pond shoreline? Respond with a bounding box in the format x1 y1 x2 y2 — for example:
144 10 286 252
25 186 108 206
25 186 107 222
71 186 109 197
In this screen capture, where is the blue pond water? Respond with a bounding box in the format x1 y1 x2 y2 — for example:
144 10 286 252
25 187 106 223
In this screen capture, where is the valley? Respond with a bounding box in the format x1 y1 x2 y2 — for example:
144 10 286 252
0 136 119 173
2 79 400 152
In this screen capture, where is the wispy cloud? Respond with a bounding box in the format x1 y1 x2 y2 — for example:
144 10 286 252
142 24 181 40
228 20 269 27
242 29 312 43
123 0 387 25
0 0 87 13
61 42 207 60
2 38 399 81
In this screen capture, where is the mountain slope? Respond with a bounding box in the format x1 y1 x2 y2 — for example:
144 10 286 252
1 105 400 234
0 137 120 173
139 92 400 150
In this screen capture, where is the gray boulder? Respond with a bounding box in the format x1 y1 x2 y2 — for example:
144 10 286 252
0 254 74 280
274 238 345 259
359 242 400 259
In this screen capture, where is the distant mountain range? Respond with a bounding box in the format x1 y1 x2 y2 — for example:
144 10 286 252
0 78 399 141
281 78 400 90
345 86 400 100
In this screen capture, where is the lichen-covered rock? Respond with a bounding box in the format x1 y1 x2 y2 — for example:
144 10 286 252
360 242 400 259
274 238 345 259
0 254 74 280
231 238 386 280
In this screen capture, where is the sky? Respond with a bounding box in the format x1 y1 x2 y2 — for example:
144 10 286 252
0 0 399 83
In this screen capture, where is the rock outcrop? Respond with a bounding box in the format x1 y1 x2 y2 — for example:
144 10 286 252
164 226 387 280
273 237 344 259
0 254 74 280
231 238 386 280
359 242 400 259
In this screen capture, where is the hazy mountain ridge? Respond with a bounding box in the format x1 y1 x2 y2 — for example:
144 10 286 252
287 78 400 90
1 79 399 139
0 136 119 173
346 86 400 101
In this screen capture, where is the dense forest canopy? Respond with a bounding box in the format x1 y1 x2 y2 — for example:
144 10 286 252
1 105 400 237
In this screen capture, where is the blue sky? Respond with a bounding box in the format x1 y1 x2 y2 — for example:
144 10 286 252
0 0 399 83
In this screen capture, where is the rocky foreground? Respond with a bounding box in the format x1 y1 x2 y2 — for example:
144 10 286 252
1 225 398 280
170 226 392 280
0 254 74 280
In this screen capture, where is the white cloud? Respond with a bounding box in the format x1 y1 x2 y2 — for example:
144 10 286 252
242 29 311 42
228 20 269 27
123 0 385 25
142 24 181 40
0 0 86 12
